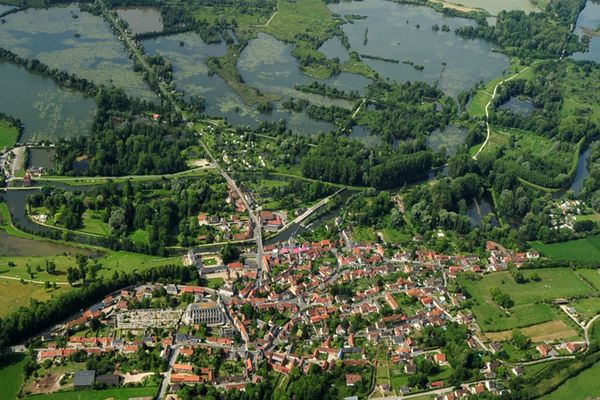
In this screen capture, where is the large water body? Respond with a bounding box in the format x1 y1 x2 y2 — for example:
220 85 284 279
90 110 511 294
572 0 600 63
116 6 164 35
0 62 96 142
143 32 340 134
326 0 510 98
0 4 156 99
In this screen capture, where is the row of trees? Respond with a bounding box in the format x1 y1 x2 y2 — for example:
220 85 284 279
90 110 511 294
0 264 195 347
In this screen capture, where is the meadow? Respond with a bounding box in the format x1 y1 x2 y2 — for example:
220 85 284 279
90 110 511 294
0 119 19 150
0 354 26 400
459 268 596 331
531 235 600 261
544 361 600 400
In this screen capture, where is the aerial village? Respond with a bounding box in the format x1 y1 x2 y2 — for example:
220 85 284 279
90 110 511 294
22 201 583 400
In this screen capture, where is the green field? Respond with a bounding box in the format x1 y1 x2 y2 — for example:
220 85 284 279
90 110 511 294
573 297 600 320
352 226 376 243
544 361 600 400
531 235 600 262
576 269 600 291
459 268 596 331
24 386 158 400
0 119 19 150
0 354 26 400
381 228 411 244
0 279 69 316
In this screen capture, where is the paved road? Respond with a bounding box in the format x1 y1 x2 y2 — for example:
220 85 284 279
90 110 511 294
157 345 180 400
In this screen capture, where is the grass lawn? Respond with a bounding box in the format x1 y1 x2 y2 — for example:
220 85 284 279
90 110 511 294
24 386 159 400
460 268 596 331
576 269 600 291
381 227 411 244
531 235 600 262
352 226 376 243
0 119 19 150
79 211 110 236
572 296 600 320
544 361 600 400
0 354 26 400
129 229 149 246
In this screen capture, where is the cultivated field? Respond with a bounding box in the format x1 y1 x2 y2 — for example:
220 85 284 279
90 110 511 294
23 386 159 400
484 320 579 343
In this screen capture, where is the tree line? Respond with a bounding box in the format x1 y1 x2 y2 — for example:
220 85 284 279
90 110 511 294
0 264 196 348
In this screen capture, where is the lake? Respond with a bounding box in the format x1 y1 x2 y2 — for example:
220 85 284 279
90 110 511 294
572 0 600 63
326 0 510 97
116 6 163 35
0 62 95 142
238 33 370 107
0 4 156 100
143 32 338 134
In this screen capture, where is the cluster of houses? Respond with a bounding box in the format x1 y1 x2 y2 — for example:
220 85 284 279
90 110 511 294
486 241 540 271
550 199 585 231
30 229 584 398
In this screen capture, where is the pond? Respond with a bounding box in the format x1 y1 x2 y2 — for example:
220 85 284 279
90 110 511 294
467 197 495 226
450 0 540 15
0 230 93 257
571 0 600 63
326 0 510 97
0 62 96 143
498 97 536 115
426 125 468 155
143 32 339 135
318 36 350 62
27 147 55 171
0 4 156 100
116 6 163 35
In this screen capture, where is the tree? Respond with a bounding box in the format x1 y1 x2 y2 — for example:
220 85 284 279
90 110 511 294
67 267 80 286
45 260 57 275
512 329 530 350
220 244 241 265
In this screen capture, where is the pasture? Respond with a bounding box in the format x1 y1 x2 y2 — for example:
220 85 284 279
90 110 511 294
0 354 26 400
459 268 596 331
531 235 600 262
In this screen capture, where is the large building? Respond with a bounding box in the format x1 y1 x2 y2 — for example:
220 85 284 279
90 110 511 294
183 302 225 326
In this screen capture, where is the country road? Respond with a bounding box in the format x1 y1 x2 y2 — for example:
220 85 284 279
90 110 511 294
472 65 531 160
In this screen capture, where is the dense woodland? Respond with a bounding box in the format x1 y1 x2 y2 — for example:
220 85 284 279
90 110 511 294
455 0 588 59
26 177 230 254
54 87 191 176
355 80 454 143
300 133 439 188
